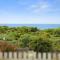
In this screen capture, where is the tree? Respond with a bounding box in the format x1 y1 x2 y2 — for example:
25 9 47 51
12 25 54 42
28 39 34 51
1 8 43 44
19 34 31 48
29 35 53 52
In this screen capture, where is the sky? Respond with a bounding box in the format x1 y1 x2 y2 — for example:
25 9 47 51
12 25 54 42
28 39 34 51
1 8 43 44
0 0 60 24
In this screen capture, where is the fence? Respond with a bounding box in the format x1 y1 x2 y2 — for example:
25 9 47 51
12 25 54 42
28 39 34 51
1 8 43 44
0 51 60 60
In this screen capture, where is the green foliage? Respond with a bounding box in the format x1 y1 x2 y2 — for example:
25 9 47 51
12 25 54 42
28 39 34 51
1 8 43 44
0 26 60 52
19 34 30 48
29 35 53 52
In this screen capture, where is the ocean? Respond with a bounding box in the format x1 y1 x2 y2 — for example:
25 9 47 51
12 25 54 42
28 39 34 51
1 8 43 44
0 24 60 29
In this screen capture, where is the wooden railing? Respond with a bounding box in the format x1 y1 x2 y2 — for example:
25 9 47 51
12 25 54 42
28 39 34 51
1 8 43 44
0 51 60 60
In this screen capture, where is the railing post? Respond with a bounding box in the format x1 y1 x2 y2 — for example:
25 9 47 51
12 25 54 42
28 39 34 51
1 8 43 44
58 53 60 60
28 51 34 60
42 53 46 60
52 53 56 60
0 52 3 59
33 52 36 60
13 52 17 59
4 52 7 59
38 52 42 60
18 52 22 59
23 52 27 60
9 52 13 60
47 53 52 60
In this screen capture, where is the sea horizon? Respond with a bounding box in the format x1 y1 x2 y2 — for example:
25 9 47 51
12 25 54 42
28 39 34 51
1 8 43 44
0 24 60 29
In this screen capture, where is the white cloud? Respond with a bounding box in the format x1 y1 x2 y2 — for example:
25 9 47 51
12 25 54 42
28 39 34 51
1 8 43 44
40 4 48 9
27 1 50 13
32 2 49 9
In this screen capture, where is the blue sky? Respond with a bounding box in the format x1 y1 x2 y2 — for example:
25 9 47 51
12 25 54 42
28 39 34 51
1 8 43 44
0 0 60 24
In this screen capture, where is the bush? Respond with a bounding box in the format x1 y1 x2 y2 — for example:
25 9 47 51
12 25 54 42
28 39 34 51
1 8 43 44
29 36 53 52
0 41 17 52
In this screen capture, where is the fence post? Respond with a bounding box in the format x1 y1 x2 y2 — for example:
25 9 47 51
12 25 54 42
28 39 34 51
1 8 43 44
58 53 60 60
0 52 3 59
47 53 51 60
33 52 36 60
28 51 34 60
13 52 17 59
23 52 28 60
18 52 22 59
42 53 46 60
4 52 7 59
9 52 13 60
38 53 42 60
52 53 56 60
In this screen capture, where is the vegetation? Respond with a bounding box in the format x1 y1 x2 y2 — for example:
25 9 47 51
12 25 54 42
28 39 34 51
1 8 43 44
0 41 17 52
0 26 60 52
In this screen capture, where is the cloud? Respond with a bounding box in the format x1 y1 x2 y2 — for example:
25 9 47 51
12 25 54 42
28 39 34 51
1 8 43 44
40 4 48 9
27 1 50 13
26 0 60 13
